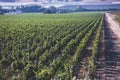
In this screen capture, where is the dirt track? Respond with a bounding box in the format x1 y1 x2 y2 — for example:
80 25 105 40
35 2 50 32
94 13 120 80
105 13 120 38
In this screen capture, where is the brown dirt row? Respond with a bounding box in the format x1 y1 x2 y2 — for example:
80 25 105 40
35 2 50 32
94 13 120 80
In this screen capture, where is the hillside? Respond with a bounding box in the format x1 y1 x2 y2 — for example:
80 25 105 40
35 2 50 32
58 4 120 10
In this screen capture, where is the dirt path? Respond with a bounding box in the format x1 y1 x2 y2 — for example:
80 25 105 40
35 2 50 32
94 13 120 80
105 13 120 38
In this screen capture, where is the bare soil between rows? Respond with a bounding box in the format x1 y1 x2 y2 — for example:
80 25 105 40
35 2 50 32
94 13 120 80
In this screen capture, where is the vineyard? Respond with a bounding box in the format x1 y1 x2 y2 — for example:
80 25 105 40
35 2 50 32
0 13 104 80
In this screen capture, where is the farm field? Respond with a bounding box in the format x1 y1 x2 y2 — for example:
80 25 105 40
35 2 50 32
115 13 120 22
0 12 120 80
94 13 120 80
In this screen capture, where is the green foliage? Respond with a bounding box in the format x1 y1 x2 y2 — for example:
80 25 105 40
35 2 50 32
116 14 120 22
0 12 103 80
88 17 103 79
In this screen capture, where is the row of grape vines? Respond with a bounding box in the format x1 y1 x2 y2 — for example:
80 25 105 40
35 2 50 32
85 17 103 80
0 13 103 80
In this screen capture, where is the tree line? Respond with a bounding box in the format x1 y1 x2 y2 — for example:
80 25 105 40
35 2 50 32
1 5 120 15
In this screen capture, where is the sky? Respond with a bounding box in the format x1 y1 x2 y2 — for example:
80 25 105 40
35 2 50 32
0 0 120 2
82 0 120 2
0 0 120 7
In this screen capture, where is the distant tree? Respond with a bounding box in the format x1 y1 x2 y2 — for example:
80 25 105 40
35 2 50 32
57 9 73 13
16 6 21 10
20 5 44 13
39 7 46 12
43 9 52 14
49 6 57 13
43 6 57 14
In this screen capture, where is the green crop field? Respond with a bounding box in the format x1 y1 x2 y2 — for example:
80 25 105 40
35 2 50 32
0 13 103 80
114 12 120 22
116 15 120 22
